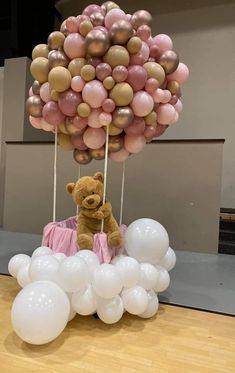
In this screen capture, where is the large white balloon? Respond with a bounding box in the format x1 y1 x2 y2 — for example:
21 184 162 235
157 247 176 271
11 281 70 344
17 263 31 288
121 286 148 315
139 263 158 290
111 254 126 265
92 264 122 299
97 295 124 324
58 256 89 293
114 256 140 288
139 290 159 318
8 254 31 278
29 255 59 282
72 284 98 315
125 219 169 264
66 293 77 322
76 250 100 275
53 252 67 263
154 265 170 292
32 246 53 258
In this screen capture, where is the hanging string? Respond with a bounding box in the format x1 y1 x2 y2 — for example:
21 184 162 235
101 126 110 233
52 127 58 223
76 165 81 218
119 161 126 226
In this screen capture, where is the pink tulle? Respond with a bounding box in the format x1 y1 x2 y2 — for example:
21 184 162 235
42 216 126 263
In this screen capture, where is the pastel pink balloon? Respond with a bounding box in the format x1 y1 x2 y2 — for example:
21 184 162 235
169 95 178 105
102 98 115 113
174 99 183 113
58 89 82 116
82 80 107 108
152 88 164 103
88 108 103 128
136 25 151 41
66 16 78 32
83 127 106 149
126 14 132 21
71 134 88 150
155 124 168 137
42 101 65 126
96 63 112 81
29 116 42 129
104 9 127 29
40 118 55 132
131 91 154 117
171 110 179 124
99 112 112 126
161 90 172 104
40 83 52 103
109 148 129 162
124 135 146 154
71 76 85 92
112 65 128 82
151 34 173 52
167 62 189 84
130 42 150 65
124 117 145 136
145 78 159 94
127 65 147 91
64 33 85 59
29 87 33 96
149 44 161 59
76 14 90 27
144 125 157 138
83 4 103 17
157 103 176 125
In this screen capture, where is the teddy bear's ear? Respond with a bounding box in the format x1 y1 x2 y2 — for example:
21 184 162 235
93 172 104 183
66 182 75 194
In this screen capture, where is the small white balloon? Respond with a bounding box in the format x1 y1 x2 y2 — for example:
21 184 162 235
114 256 140 288
139 290 159 318
8 254 31 278
32 246 53 258
110 254 126 265
11 281 70 345
157 247 176 271
58 256 89 293
121 286 148 315
92 264 122 299
17 263 31 288
154 265 170 292
72 284 98 315
125 218 169 264
75 250 100 274
139 263 158 290
53 252 67 263
97 295 124 324
29 255 59 282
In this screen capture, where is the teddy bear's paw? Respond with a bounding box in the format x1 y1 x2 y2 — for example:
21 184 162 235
108 231 122 248
93 211 104 220
78 234 93 250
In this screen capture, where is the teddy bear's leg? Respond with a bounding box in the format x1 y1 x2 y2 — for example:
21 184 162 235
77 222 94 250
105 216 122 248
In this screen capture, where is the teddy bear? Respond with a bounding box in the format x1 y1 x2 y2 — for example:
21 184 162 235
66 172 122 250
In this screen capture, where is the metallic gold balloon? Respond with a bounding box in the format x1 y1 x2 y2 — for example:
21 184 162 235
110 20 133 45
127 36 142 54
32 80 41 95
103 76 115 90
26 95 44 117
90 147 105 160
58 133 74 151
90 12 105 27
65 118 83 135
74 149 92 164
105 123 123 136
158 51 179 75
103 45 130 68
48 50 69 69
48 31 65 50
167 80 180 95
131 10 152 30
60 20 69 36
30 57 49 83
80 64 96 81
85 29 110 57
108 135 124 152
110 82 133 106
145 111 157 125
48 66 71 92
51 89 60 101
32 44 49 60
79 20 93 37
77 102 91 117
68 58 86 77
143 62 165 86
58 122 69 134
112 107 134 129
101 1 120 13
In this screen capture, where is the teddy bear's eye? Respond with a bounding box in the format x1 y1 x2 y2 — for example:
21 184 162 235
92 192 95 194
83 196 86 199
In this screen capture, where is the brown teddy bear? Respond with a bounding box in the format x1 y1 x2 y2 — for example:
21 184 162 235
66 172 122 250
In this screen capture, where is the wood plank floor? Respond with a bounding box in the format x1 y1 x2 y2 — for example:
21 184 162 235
0 275 235 373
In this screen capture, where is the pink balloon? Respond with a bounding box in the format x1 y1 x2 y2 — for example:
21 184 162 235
169 95 178 105
71 76 85 92
136 25 151 41
144 125 157 138
88 108 103 128
66 16 78 33
83 4 103 17
152 88 164 103
151 34 173 52
40 83 52 103
171 110 179 124
76 14 90 27
42 101 65 126
58 89 82 116
149 44 161 59
29 87 33 96
96 63 112 81
161 90 171 104
126 14 132 21
102 98 115 113
127 65 147 91
124 135 146 154
73 115 88 131
130 42 150 65
40 118 55 132
157 103 176 125
29 116 42 129
99 112 112 126
174 99 183 113
64 33 85 59
155 124 168 137
145 78 159 94
131 91 154 117
124 117 145 136
167 62 189 84
71 134 88 150
82 80 108 108
83 127 106 149
109 148 129 162
104 9 127 29
112 65 128 82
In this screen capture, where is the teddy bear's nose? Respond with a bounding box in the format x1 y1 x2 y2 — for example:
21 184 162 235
87 198 94 205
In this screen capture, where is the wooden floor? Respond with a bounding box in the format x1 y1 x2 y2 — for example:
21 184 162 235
0 275 235 373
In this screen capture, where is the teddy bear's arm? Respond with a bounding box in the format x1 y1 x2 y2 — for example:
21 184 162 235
99 201 112 218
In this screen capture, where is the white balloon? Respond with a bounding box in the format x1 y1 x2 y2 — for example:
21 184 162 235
154 265 170 292
11 281 70 344
17 263 31 288
139 263 158 290
125 218 169 264
53 252 67 263
139 290 159 318
110 254 126 265
72 285 97 315
29 255 59 282
97 295 124 324
32 246 53 258
92 264 122 299
75 250 100 275
8 254 31 278
114 256 140 288
157 247 176 271
121 286 148 315
66 293 77 322
58 256 89 293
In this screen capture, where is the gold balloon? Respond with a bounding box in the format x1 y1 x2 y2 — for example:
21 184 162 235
48 66 71 92
110 82 133 106
112 107 134 128
58 122 69 134
167 80 180 95
77 102 91 117
26 95 44 117
51 89 60 101
60 20 69 36
110 20 133 45
79 20 93 37
105 123 123 136
145 111 157 125
32 80 41 95
32 44 49 60
58 133 74 151
85 29 110 57
48 31 65 50
103 76 115 90
131 10 152 29
68 58 86 77
103 45 130 68
90 147 105 160
90 12 105 27
101 1 120 13
65 118 82 135
80 64 96 81
127 36 142 54
48 50 69 69
30 57 49 83
108 135 124 152
74 149 92 164
143 62 165 86
158 51 179 74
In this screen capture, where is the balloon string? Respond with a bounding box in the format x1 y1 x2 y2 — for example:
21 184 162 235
76 165 81 219
101 126 109 233
52 127 58 223
119 161 126 226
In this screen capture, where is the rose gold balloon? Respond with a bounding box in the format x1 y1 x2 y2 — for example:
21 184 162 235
90 146 105 160
167 80 180 95
26 95 44 117
73 149 92 164
32 80 41 95
131 10 152 30
108 135 124 152
60 20 69 36
112 106 134 129
48 50 69 69
85 29 110 57
158 50 179 74
101 1 120 13
90 12 105 27
47 31 65 50
96 62 112 81
110 20 133 45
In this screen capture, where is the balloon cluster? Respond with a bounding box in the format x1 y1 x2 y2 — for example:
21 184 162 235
26 2 189 164
8 218 176 345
